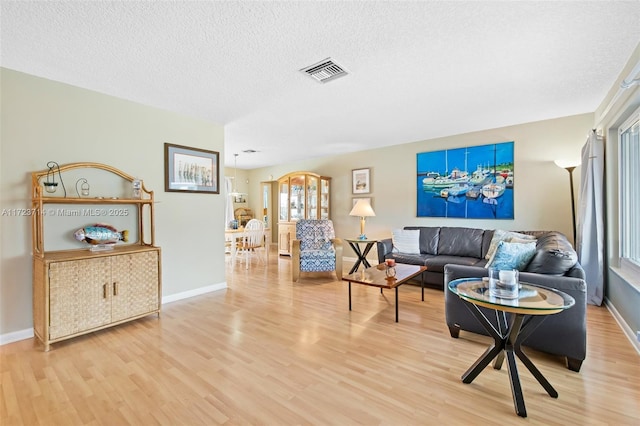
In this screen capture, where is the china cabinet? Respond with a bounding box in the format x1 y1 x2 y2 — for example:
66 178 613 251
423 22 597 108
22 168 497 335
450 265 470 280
277 171 331 255
31 162 161 351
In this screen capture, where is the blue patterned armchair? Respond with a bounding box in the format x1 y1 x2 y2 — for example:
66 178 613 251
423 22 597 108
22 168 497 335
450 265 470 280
292 219 343 282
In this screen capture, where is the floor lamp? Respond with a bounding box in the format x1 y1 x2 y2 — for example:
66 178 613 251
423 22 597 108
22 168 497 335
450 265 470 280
554 159 580 245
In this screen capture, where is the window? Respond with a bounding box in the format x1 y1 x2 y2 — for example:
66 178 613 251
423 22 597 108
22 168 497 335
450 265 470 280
619 106 640 278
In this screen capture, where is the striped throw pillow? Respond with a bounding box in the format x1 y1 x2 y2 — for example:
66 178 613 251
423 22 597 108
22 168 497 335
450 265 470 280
392 229 420 254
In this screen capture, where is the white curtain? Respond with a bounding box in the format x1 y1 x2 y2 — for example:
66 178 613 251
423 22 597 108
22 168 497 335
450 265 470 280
577 130 605 305
224 177 235 229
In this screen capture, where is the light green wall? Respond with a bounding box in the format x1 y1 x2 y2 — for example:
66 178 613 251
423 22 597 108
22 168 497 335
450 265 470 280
246 113 593 256
0 68 227 338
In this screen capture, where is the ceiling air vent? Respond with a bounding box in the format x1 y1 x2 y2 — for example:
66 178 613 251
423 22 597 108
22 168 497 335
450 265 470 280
300 58 348 83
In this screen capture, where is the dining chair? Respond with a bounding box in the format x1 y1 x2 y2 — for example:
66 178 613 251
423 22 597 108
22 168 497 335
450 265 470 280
236 219 266 269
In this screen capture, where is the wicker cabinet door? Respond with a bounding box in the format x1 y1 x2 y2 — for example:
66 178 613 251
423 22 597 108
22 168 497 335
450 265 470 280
110 251 159 323
49 258 112 339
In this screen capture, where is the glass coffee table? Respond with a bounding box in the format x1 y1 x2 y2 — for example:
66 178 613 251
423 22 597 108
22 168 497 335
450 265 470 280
448 278 575 418
342 264 426 322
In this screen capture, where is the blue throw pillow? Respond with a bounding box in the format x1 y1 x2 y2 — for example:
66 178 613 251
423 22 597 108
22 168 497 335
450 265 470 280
486 241 537 271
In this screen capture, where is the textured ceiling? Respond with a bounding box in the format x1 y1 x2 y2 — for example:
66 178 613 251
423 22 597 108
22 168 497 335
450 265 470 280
2 1 639 169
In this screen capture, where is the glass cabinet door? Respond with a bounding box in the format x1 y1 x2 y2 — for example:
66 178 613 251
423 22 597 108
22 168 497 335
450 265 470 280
279 180 289 221
307 176 318 219
290 174 305 221
320 177 330 219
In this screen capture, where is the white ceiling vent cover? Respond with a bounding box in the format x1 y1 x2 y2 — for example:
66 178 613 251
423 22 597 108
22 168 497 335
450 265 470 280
300 58 348 83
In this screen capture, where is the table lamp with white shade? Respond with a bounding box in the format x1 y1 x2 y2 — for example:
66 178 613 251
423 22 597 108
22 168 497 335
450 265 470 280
349 199 376 240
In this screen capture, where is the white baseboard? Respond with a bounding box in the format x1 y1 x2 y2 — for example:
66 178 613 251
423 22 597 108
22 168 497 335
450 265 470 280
0 282 228 346
161 282 227 304
0 328 34 345
604 297 640 355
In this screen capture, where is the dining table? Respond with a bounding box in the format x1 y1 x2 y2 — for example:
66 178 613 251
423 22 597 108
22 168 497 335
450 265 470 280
225 227 271 267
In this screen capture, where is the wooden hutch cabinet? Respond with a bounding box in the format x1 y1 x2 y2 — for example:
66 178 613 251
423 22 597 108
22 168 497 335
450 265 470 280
31 162 161 351
277 171 331 255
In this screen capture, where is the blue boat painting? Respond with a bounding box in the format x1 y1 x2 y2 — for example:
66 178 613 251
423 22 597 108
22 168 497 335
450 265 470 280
417 141 514 219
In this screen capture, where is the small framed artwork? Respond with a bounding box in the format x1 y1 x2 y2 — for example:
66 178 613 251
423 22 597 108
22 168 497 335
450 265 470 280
352 168 371 194
164 143 220 194
352 197 372 208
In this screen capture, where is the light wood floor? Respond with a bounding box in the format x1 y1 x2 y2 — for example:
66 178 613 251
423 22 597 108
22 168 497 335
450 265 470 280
2 249 639 425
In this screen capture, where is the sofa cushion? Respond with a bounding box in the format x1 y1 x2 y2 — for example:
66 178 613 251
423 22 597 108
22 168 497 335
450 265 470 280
525 231 578 275
424 255 484 273
437 227 484 258
405 226 440 254
392 229 421 254
391 252 432 266
300 250 336 272
486 240 537 270
485 229 537 260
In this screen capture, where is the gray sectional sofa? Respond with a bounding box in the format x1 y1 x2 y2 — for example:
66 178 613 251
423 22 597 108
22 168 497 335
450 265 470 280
376 226 587 371
376 226 584 288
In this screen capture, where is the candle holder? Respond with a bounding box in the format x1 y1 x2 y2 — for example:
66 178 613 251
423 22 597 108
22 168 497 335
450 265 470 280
43 161 66 197
385 258 397 278
75 178 90 197
488 268 519 299
385 265 396 278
